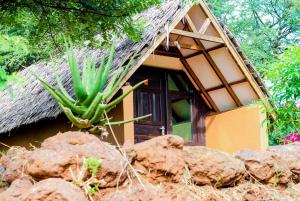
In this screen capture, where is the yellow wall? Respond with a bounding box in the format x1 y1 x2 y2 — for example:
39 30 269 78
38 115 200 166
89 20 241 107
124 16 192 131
0 115 76 149
205 106 268 153
105 85 135 145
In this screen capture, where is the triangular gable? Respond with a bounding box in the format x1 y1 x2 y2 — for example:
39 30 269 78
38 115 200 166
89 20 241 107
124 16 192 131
110 2 270 113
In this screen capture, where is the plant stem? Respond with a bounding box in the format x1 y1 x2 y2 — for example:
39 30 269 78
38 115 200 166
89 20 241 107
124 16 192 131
104 110 145 189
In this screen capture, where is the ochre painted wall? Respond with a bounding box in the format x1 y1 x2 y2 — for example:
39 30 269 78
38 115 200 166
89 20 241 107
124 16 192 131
205 106 268 153
0 115 75 149
105 85 134 145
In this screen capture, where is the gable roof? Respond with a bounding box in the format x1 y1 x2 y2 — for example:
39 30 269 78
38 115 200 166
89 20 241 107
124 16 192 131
0 0 269 134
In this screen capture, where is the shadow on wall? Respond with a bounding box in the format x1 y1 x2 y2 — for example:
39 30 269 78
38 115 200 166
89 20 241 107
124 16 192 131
0 98 128 151
0 115 77 150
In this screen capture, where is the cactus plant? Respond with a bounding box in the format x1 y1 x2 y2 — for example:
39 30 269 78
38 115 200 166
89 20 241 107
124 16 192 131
33 44 150 133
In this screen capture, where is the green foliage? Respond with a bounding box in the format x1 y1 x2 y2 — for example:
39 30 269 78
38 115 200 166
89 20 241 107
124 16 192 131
71 156 102 199
0 35 43 74
0 67 8 90
0 0 162 90
83 157 101 177
0 0 162 52
261 46 300 145
82 157 101 196
0 67 23 96
33 44 151 133
207 0 300 69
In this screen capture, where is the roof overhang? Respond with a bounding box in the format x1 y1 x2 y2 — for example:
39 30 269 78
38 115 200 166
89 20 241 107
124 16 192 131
109 2 271 113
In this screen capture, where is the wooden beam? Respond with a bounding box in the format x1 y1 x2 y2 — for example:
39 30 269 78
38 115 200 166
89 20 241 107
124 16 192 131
229 78 248 86
185 14 211 36
175 48 220 112
184 14 242 107
161 41 201 51
197 42 242 106
185 14 198 33
171 29 224 43
184 50 203 60
206 78 248 92
154 49 180 58
184 43 225 59
199 3 269 103
199 18 211 34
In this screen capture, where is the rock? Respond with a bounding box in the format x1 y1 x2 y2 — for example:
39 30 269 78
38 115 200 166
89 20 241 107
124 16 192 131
0 178 33 201
268 142 300 182
26 148 73 179
223 182 300 201
97 182 225 201
0 147 31 183
26 131 126 187
100 183 171 201
183 146 245 187
41 131 101 149
21 178 88 201
164 183 225 201
128 135 186 183
235 150 292 185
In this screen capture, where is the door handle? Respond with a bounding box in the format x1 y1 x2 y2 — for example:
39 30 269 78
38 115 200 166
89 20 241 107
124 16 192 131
160 126 166 135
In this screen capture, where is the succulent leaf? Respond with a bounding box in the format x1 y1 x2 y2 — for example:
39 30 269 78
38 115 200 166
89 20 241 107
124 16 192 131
82 51 107 106
52 65 75 102
104 114 152 126
58 102 92 128
105 79 147 109
99 44 115 90
67 48 88 102
82 92 103 119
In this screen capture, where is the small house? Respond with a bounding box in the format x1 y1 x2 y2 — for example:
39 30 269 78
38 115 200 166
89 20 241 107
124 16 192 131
0 0 270 153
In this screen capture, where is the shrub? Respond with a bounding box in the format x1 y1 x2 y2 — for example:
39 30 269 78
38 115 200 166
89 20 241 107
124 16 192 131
262 46 300 145
33 44 150 134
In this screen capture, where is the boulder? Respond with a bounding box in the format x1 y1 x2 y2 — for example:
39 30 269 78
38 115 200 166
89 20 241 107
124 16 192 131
183 146 245 187
100 183 171 201
128 135 186 183
97 182 225 201
164 183 225 201
0 178 32 201
235 150 292 185
0 147 31 183
223 182 300 201
21 178 88 201
26 131 127 187
268 142 300 182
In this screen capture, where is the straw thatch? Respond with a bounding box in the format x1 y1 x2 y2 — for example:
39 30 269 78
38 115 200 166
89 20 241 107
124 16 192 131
0 0 268 134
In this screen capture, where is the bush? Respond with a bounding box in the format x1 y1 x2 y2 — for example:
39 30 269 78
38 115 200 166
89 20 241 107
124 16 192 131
262 46 300 145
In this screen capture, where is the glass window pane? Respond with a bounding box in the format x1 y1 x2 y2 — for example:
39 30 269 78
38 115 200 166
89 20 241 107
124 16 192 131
171 98 192 141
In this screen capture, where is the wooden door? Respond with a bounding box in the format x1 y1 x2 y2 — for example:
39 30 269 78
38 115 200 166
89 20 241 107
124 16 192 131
128 67 167 143
129 67 210 144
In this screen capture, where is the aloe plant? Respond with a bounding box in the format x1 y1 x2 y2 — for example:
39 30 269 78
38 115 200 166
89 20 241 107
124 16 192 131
33 44 150 133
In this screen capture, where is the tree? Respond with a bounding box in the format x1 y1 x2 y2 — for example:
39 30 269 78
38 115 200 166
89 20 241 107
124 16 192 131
262 46 300 145
207 0 300 69
0 0 162 75
0 0 162 45
0 35 42 74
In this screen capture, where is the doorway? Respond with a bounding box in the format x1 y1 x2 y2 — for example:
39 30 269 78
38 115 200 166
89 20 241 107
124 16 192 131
128 66 208 145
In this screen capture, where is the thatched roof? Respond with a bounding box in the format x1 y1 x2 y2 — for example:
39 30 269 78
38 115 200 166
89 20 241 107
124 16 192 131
0 0 188 134
0 0 269 134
